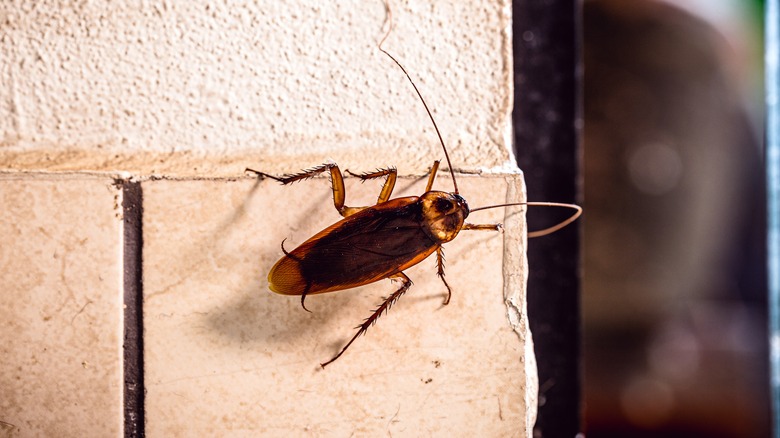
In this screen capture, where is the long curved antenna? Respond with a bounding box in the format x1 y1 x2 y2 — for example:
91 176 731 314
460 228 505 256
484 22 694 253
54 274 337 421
378 1 459 194
470 202 582 238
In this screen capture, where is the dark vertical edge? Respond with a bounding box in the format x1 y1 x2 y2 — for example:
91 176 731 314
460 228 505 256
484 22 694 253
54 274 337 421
513 0 582 436
121 180 145 438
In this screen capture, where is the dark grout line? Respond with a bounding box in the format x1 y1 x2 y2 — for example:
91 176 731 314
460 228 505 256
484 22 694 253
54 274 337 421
121 180 145 438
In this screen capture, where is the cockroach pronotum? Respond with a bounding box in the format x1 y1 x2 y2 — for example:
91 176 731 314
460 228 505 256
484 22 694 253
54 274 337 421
247 3 581 368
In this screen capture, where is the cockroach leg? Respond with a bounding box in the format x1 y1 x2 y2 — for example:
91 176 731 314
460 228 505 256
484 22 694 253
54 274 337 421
462 223 503 232
247 163 345 212
320 272 413 368
246 163 334 185
424 160 440 193
345 167 398 204
436 247 453 305
247 163 374 218
244 167 286 183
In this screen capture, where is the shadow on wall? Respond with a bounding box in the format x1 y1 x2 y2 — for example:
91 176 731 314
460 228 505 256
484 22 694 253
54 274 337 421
583 0 769 436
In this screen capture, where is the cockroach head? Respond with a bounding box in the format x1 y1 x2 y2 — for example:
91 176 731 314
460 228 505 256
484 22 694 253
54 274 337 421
420 192 469 243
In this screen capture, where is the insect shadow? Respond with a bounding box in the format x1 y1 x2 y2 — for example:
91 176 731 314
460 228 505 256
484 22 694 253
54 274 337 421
203 178 388 349
203 171 449 352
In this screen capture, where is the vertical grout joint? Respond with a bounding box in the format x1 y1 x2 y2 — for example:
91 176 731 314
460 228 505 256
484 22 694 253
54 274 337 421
120 180 144 438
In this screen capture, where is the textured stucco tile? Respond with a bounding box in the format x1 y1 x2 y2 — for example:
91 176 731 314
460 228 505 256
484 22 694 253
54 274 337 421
142 173 533 436
0 1 512 177
0 176 123 437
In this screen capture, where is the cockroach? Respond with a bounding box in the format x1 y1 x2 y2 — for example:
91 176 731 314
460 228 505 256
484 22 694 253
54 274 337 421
247 5 581 368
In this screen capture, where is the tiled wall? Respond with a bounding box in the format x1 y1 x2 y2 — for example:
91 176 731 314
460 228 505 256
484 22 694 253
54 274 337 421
0 1 536 436
0 177 124 436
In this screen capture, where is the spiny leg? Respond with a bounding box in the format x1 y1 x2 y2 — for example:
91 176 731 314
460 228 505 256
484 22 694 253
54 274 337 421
245 164 335 184
246 163 365 218
320 272 413 368
346 167 397 204
436 247 453 305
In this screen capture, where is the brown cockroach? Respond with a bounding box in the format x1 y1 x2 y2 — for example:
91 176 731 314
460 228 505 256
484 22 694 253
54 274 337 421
247 4 581 367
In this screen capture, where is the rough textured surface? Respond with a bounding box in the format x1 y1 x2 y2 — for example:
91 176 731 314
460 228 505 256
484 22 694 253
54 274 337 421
0 176 124 437
0 0 534 434
142 174 533 436
0 0 513 177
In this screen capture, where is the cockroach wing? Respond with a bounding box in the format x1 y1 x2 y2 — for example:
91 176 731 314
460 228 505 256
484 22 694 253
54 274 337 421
267 197 440 295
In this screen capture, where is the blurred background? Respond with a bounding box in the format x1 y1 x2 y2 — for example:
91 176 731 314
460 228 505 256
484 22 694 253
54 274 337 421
582 0 769 436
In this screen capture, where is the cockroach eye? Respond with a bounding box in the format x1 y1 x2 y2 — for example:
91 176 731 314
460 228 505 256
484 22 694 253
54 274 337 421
454 194 469 218
435 198 454 213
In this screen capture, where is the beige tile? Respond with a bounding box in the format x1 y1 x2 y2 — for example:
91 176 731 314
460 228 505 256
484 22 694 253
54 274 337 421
143 173 533 436
0 176 124 437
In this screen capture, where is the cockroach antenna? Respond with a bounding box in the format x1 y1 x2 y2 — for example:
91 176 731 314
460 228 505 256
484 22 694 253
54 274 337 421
376 1 459 195
375 1 581 239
